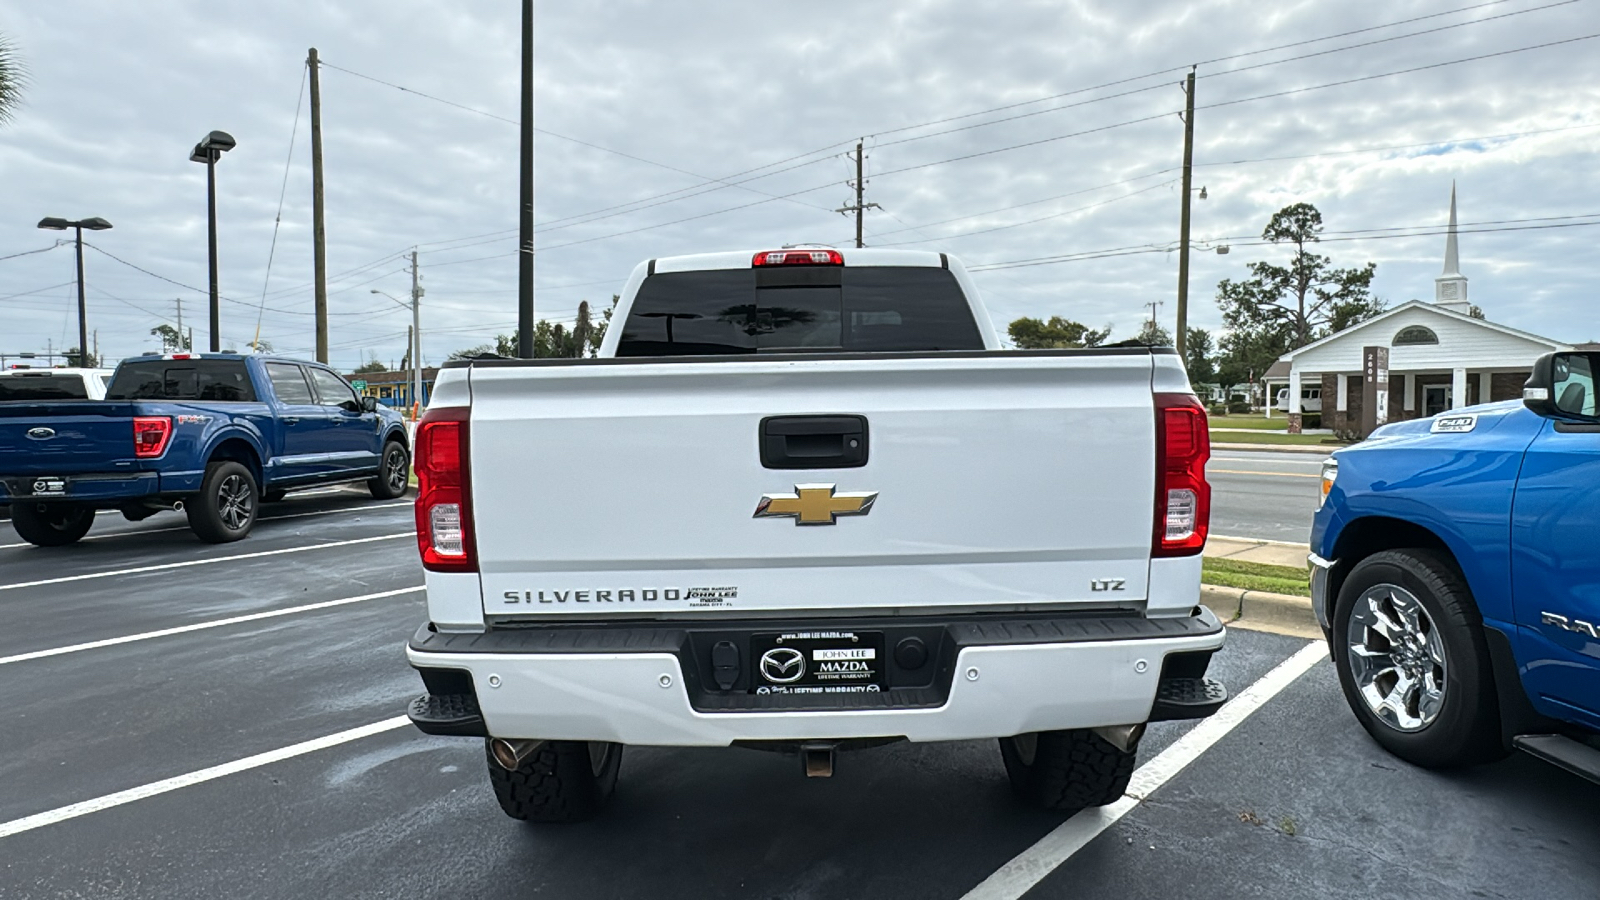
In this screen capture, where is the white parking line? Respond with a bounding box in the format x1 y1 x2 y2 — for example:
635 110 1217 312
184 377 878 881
960 641 1329 900
0 501 413 551
0 585 423 666
0 716 412 840
0 532 411 592
0 639 1327 844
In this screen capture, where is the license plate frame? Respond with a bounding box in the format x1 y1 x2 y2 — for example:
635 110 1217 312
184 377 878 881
27 475 67 497
749 630 887 695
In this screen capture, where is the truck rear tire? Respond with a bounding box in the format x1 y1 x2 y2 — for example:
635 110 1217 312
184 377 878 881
999 729 1137 813
367 440 410 500
186 461 258 543
1332 549 1506 769
11 502 94 546
485 739 623 823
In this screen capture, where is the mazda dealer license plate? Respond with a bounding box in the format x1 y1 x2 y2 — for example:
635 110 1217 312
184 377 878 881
750 631 887 695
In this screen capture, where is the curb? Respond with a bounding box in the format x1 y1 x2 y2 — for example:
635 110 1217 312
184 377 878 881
1201 583 1322 639
1210 442 1340 455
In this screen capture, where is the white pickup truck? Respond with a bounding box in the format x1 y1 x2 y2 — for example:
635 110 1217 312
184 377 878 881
405 248 1226 822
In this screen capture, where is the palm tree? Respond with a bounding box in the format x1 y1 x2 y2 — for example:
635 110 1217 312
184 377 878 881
0 32 25 126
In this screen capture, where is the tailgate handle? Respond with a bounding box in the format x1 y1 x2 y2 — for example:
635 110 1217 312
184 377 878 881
760 416 868 470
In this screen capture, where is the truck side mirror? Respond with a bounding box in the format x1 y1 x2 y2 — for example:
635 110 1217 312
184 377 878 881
362 396 379 413
1525 351 1600 420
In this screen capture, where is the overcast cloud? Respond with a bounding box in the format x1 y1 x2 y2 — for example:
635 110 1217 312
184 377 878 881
1 0 1597 370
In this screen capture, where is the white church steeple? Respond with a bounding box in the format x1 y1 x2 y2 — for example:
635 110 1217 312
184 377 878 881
1434 181 1470 313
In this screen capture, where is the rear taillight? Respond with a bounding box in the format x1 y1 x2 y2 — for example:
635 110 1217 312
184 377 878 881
132 417 173 458
752 249 844 267
1153 393 1210 557
414 406 476 572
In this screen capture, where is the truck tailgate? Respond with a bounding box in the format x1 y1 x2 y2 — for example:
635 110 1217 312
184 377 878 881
0 402 138 475
467 353 1157 618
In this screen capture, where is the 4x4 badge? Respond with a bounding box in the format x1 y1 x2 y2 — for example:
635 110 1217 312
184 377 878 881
753 483 877 526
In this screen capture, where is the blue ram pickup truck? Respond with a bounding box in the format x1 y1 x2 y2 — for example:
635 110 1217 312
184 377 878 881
1313 349 1600 785
0 354 410 545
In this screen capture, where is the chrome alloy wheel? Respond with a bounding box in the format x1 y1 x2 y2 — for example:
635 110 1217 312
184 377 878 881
385 447 408 492
217 473 255 531
1346 583 1447 732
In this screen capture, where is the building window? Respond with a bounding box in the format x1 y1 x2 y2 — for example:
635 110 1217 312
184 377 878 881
1393 325 1439 347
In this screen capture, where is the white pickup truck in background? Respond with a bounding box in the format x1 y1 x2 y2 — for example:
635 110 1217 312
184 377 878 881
404 248 1225 822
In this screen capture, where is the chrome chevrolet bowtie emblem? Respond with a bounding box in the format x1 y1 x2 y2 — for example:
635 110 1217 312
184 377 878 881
753 483 877 526
759 647 806 683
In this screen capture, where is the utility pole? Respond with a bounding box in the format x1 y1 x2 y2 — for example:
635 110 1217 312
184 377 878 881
835 141 881 248
516 0 536 358
1175 67 1197 363
93 330 98 366
1145 300 1164 327
410 250 423 411
308 47 329 364
175 298 184 350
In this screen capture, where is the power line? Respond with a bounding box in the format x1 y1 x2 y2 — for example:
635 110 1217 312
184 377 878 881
254 65 309 348
0 245 63 265
968 215 1600 271
865 0 1529 144
874 178 1180 247
0 281 75 302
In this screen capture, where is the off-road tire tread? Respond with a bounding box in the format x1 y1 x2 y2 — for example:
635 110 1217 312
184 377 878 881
10 502 94 546
1333 548 1505 768
485 740 621 823
1001 729 1137 813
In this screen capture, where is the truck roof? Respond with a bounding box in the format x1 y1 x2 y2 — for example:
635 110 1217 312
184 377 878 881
651 247 949 274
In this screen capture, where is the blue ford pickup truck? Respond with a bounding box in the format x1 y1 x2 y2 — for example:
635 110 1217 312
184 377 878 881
0 354 410 546
1313 349 1600 785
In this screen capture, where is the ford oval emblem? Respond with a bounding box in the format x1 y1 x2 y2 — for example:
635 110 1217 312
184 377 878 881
26 427 56 440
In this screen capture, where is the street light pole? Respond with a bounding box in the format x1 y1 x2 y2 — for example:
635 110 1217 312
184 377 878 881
190 130 236 352
37 216 112 366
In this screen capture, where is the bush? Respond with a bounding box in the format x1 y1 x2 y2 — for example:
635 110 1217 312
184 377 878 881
1227 401 1251 415
1208 404 1229 416
1303 414 1322 429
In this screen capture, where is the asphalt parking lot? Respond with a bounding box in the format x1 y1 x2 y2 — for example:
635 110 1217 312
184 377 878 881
2 487 1596 900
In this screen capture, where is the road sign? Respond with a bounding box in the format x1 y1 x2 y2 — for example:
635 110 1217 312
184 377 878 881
351 380 367 390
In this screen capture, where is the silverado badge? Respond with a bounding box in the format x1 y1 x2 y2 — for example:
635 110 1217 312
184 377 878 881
754 483 877 526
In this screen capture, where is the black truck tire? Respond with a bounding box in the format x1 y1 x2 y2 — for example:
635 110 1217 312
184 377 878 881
1332 549 1506 769
368 440 410 500
10 502 95 547
486 740 623 823
186 460 259 544
999 728 1137 813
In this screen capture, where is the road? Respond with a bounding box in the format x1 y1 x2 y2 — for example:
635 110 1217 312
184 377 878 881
1207 449 1323 544
2 486 1595 900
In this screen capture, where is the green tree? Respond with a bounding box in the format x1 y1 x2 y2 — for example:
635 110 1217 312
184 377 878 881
451 295 619 360
1134 319 1173 347
64 347 99 368
1215 203 1383 352
1007 316 1110 349
1185 327 1216 387
151 324 189 352
0 33 25 126
354 357 388 374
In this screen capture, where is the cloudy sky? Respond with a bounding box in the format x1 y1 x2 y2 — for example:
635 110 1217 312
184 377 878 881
1 0 1597 370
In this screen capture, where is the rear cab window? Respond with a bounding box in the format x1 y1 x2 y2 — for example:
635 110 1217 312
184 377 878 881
105 359 257 402
264 363 316 405
0 373 90 402
616 266 984 356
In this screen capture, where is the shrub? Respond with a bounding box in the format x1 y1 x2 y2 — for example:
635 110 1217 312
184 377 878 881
1227 401 1251 414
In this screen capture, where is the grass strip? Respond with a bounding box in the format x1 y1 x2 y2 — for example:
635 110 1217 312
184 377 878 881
1203 557 1311 597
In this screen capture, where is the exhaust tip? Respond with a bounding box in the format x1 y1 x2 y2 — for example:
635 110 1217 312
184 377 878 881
490 738 544 770
172 500 184 513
